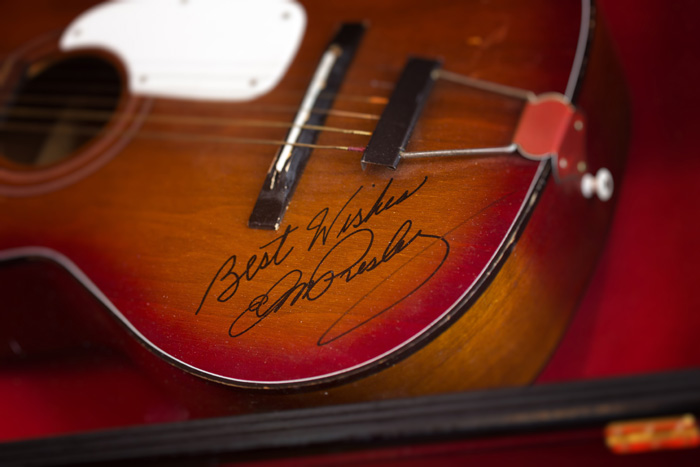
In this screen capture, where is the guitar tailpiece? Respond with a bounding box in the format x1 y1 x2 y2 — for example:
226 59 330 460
513 93 613 202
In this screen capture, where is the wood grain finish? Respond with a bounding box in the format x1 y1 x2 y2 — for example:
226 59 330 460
0 0 628 409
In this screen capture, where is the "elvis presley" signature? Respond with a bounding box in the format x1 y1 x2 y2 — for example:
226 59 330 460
195 176 451 345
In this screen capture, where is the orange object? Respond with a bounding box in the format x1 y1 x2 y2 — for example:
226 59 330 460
605 415 700 454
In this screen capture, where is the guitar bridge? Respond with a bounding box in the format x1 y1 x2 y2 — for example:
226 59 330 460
361 57 442 170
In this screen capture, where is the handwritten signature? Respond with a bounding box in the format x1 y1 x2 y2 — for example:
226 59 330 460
306 176 427 251
194 224 297 315
196 176 450 345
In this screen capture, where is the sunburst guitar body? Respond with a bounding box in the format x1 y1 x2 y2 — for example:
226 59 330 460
0 0 628 408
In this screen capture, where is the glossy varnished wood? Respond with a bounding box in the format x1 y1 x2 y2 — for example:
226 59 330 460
0 0 628 409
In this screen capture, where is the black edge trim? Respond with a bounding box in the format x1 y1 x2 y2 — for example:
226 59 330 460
570 0 596 103
2 369 699 466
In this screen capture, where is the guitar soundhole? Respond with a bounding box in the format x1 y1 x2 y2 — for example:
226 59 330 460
0 56 121 167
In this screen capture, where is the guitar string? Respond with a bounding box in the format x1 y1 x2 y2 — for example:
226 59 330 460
7 65 397 93
6 90 390 106
0 121 368 153
0 85 387 141
2 60 397 105
0 68 392 133
0 119 521 159
0 90 384 149
0 69 528 142
0 80 382 151
0 70 529 157
0 106 376 135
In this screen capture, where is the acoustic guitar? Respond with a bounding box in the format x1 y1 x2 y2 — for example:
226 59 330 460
0 0 627 405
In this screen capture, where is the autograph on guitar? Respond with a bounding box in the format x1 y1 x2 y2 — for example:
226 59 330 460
0 0 627 396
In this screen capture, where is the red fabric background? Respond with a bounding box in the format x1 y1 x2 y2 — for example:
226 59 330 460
1 0 699 445
538 0 700 382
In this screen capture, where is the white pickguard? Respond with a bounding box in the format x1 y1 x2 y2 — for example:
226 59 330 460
59 0 306 101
